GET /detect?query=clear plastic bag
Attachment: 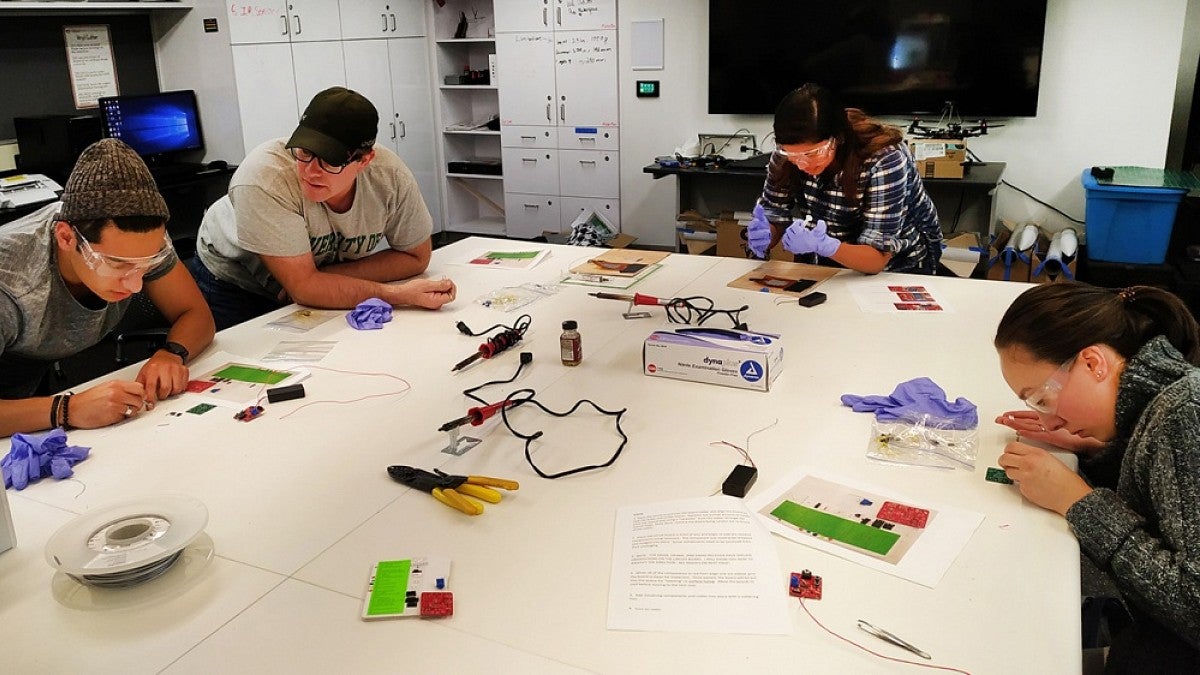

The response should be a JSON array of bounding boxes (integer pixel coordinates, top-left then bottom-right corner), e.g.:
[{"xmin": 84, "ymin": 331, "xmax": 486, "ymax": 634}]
[
  {"xmin": 866, "ymin": 413, "xmax": 978, "ymax": 470},
  {"xmin": 474, "ymin": 282, "xmax": 562, "ymax": 312}
]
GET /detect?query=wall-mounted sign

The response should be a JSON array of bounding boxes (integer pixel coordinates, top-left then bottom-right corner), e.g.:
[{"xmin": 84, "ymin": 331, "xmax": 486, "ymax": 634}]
[{"xmin": 63, "ymin": 25, "xmax": 119, "ymax": 109}]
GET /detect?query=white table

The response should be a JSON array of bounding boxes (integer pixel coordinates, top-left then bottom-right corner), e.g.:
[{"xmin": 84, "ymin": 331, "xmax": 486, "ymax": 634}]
[{"xmin": 1, "ymin": 238, "xmax": 1080, "ymax": 674}]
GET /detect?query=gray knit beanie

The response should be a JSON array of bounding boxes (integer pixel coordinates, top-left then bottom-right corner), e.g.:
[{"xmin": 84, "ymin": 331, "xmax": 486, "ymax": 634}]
[{"xmin": 58, "ymin": 138, "xmax": 170, "ymax": 223}]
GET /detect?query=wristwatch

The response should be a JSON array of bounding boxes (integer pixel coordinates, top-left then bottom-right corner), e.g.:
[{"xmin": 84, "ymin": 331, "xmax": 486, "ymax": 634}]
[{"xmin": 159, "ymin": 341, "xmax": 190, "ymax": 363}]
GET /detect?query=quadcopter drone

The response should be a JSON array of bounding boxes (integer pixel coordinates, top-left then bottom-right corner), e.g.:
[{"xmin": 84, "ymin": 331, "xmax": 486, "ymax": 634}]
[{"xmin": 906, "ymin": 101, "xmax": 1004, "ymax": 140}]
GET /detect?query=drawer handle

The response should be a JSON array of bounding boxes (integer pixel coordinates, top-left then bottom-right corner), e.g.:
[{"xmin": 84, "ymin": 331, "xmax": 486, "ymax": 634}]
[
  {"xmin": 522, "ymin": 157, "xmax": 538, "ymax": 163},
  {"xmin": 524, "ymin": 203, "xmax": 540, "ymax": 209},
  {"xmin": 579, "ymin": 160, "xmax": 597, "ymax": 165},
  {"xmin": 521, "ymin": 135, "xmax": 537, "ymax": 141}
]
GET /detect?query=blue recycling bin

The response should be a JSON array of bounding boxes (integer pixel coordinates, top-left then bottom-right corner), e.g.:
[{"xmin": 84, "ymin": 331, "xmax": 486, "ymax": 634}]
[{"xmin": 1081, "ymin": 170, "xmax": 1188, "ymax": 264}]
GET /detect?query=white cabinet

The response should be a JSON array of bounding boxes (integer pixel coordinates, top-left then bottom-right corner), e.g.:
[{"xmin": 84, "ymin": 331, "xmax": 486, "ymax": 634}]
[
  {"xmin": 494, "ymin": 0, "xmax": 615, "ymax": 33},
  {"xmin": 494, "ymin": 5, "xmax": 618, "ymax": 238},
  {"xmin": 231, "ymin": 41, "xmax": 347, "ymax": 153},
  {"xmin": 344, "ymin": 37, "xmax": 442, "ymax": 229},
  {"xmin": 495, "ymin": 34, "xmax": 554, "ymax": 127},
  {"xmin": 228, "ymin": 0, "xmax": 342, "ymax": 45},
  {"xmin": 339, "ymin": 0, "xmax": 425, "ymax": 40},
  {"xmin": 553, "ymin": 0, "xmax": 617, "ymax": 30}
]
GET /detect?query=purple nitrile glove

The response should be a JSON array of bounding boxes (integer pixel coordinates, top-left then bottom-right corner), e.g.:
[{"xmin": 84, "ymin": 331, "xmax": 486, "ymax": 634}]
[
  {"xmin": 2, "ymin": 428, "xmax": 91, "ymax": 491},
  {"xmin": 346, "ymin": 298, "xmax": 393, "ymax": 330},
  {"xmin": 840, "ymin": 377, "xmax": 978, "ymax": 430},
  {"xmin": 746, "ymin": 204, "xmax": 773, "ymax": 258},
  {"xmin": 781, "ymin": 218, "xmax": 840, "ymax": 257}
]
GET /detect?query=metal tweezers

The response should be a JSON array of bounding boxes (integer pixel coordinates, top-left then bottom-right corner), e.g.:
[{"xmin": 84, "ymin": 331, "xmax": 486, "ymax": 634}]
[{"xmin": 857, "ymin": 620, "xmax": 932, "ymax": 659}]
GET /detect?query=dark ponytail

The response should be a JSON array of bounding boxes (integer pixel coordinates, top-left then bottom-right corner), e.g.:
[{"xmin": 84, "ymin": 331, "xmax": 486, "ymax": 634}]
[{"xmin": 994, "ymin": 281, "xmax": 1200, "ymax": 365}]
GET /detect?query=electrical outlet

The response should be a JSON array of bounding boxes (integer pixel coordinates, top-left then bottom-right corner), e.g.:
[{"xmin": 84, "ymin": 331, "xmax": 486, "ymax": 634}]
[{"xmin": 698, "ymin": 133, "xmax": 756, "ymax": 159}]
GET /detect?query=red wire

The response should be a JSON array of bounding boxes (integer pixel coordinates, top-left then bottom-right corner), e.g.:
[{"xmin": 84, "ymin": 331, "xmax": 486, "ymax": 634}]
[
  {"xmin": 798, "ymin": 597, "xmax": 972, "ymax": 675},
  {"xmin": 277, "ymin": 366, "xmax": 412, "ymax": 420}
]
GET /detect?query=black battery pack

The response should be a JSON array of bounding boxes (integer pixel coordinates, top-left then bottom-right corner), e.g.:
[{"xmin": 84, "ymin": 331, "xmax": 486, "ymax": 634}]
[
  {"xmin": 722, "ymin": 465, "xmax": 758, "ymax": 498},
  {"xmin": 266, "ymin": 383, "xmax": 306, "ymax": 403}
]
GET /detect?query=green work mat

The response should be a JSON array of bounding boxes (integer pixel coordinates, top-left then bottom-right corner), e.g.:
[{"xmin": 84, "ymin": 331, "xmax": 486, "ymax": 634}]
[
  {"xmin": 1099, "ymin": 167, "xmax": 1200, "ymax": 190},
  {"xmin": 769, "ymin": 501, "xmax": 900, "ymax": 555},
  {"xmin": 211, "ymin": 364, "xmax": 291, "ymax": 384}
]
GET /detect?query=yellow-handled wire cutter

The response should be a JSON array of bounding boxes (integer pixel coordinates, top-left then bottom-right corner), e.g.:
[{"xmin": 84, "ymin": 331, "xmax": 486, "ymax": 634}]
[{"xmin": 387, "ymin": 465, "xmax": 519, "ymax": 516}]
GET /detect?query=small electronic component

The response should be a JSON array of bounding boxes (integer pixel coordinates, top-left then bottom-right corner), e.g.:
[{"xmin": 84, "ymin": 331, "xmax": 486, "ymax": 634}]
[
  {"xmin": 233, "ymin": 405, "xmax": 264, "ymax": 422},
  {"xmin": 266, "ymin": 383, "xmax": 306, "ymax": 403},
  {"xmin": 985, "ymin": 467, "xmax": 1014, "ymax": 484},
  {"xmin": 789, "ymin": 570, "xmax": 823, "ymax": 600},
  {"xmin": 722, "ymin": 464, "xmax": 758, "ymax": 498},
  {"xmin": 797, "ymin": 292, "xmax": 827, "ymax": 307},
  {"xmin": 419, "ymin": 591, "xmax": 454, "ymax": 617}
]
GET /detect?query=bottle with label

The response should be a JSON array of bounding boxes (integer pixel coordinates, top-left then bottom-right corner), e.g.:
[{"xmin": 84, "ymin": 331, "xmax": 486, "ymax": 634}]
[{"xmin": 560, "ymin": 320, "xmax": 582, "ymax": 366}]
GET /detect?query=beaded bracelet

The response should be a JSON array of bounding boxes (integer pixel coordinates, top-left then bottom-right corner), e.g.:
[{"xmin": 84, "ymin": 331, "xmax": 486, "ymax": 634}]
[{"xmin": 61, "ymin": 393, "xmax": 73, "ymax": 430}]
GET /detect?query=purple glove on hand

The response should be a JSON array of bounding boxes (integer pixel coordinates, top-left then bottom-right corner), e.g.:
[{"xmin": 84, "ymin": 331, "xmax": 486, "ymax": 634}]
[
  {"xmin": 746, "ymin": 204, "xmax": 773, "ymax": 258},
  {"xmin": 781, "ymin": 218, "xmax": 840, "ymax": 257}
]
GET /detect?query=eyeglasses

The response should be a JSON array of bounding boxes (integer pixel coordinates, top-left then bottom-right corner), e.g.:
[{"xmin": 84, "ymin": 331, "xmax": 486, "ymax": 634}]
[
  {"xmin": 73, "ymin": 227, "xmax": 174, "ymax": 279},
  {"xmin": 289, "ymin": 147, "xmax": 359, "ymax": 174},
  {"xmin": 776, "ymin": 138, "xmax": 837, "ymax": 162},
  {"xmin": 1024, "ymin": 357, "xmax": 1076, "ymax": 414}
]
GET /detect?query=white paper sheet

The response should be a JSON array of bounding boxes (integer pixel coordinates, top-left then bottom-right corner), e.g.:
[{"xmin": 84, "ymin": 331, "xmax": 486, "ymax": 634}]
[
  {"xmin": 746, "ymin": 467, "xmax": 983, "ymax": 588},
  {"xmin": 608, "ymin": 496, "xmax": 791, "ymax": 635},
  {"xmin": 847, "ymin": 280, "xmax": 953, "ymax": 313}
]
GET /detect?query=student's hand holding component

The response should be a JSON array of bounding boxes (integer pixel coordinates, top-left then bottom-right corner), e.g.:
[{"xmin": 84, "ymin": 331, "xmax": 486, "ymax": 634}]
[
  {"xmin": 746, "ymin": 204, "xmax": 774, "ymax": 258},
  {"xmin": 782, "ymin": 218, "xmax": 840, "ymax": 257},
  {"xmin": 387, "ymin": 465, "xmax": 519, "ymax": 516}
]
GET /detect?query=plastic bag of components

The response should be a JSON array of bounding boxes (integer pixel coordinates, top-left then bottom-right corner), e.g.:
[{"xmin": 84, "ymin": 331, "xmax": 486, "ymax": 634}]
[
  {"xmin": 474, "ymin": 282, "xmax": 561, "ymax": 312},
  {"xmin": 866, "ymin": 412, "xmax": 978, "ymax": 470}
]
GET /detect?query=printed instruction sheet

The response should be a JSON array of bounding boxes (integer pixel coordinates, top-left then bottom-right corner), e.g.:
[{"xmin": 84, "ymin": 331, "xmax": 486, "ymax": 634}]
[{"xmin": 608, "ymin": 496, "xmax": 791, "ymax": 635}]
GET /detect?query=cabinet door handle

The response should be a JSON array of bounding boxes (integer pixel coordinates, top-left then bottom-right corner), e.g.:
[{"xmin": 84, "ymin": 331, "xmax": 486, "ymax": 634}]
[
  {"xmin": 543, "ymin": 7, "xmax": 548, "ymax": 26},
  {"xmin": 381, "ymin": 13, "xmax": 388, "ymax": 32},
  {"xmin": 579, "ymin": 160, "xmax": 597, "ymax": 165},
  {"xmin": 559, "ymin": 103, "xmax": 566, "ymax": 122},
  {"xmin": 282, "ymin": 16, "xmax": 289, "ymax": 35},
  {"xmin": 390, "ymin": 13, "xmax": 397, "ymax": 32},
  {"xmin": 524, "ymin": 203, "xmax": 540, "ymax": 209},
  {"xmin": 557, "ymin": 7, "xmax": 562, "ymax": 26},
  {"xmin": 398, "ymin": 120, "xmax": 406, "ymax": 138},
  {"xmin": 580, "ymin": 137, "xmax": 596, "ymax": 143},
  {"xmin": 522, "ymin": 157, "xmax": 538, "ymax": 163},
  {"xmin": 390, "ymin": 122, "xmax": 396, "ymax": 140},
  {"xmin": 545, "ymin": 103, "xmax": 552, "ymax": 122},
  {"xmin": 521, "ymin": 135, "xmax": 537, "ymax": 141},
  {"xmin": 293, "ymin": 15, "xmax": 301, "ymax": 35}
]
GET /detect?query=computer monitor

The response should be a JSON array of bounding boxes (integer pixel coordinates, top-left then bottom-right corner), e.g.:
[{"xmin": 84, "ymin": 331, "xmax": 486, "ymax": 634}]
[{"xmin": 98, "ymin": 90, "xmax": 204, "ymax": 162}]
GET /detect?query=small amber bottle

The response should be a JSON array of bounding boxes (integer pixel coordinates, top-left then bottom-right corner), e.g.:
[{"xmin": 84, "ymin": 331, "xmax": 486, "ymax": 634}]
[{"xmin": 560, "ymin": 320, "xmax": 582, "ymax": 366}]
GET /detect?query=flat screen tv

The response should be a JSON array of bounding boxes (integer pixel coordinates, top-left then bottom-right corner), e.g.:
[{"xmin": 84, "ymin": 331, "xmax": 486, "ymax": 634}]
[
  {"xmin": 98, "ymin": 90, "xmax": 204, "ymax": 161},
  {"xmin": 708, "ymin": 1, "xmax": 1048, "ymax": 118}
]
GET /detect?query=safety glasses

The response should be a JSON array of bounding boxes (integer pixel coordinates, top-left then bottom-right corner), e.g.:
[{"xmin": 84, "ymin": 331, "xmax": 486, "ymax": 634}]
[
  {"xmin": 776, "ymin": 138, "xmax": 836, "ymax": 162},
  {"xmin": 1024, "ymin": 357, "xmax": 1076, "ymax": 414},
  {"xmin": 73, "ymin": 227, "xmax": 174, "ymax": 279},
  {"xmin": 289, "ymin": 147, "xmax": 358, "ymax": 174}
]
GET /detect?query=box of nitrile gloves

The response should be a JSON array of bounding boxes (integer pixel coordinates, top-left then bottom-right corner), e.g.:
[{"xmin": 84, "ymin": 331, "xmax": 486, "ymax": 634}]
[{"xmin": 643, "ymin": 327, "xmax": 783, "ymax": 391}]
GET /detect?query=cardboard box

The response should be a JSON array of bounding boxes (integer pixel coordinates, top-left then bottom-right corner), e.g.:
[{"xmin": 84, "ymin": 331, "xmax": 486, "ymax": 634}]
[
  {"xmin": 910, "ymin": 139, "xmax": 966, "ymax": 180},
  {"xmin": 676, "ymin": 210, "xmax": 718, "ymax": 255},
  {"xmin": 643, "ymin": 327, "xmax": 783, "ymax": 392},
  {"xmin": 939, "ymin": 232, "xmax": 983, "ymax": 278},
  {"xmin": 715, "ymin": 218, "xmax": 792, "ymax": 260}
]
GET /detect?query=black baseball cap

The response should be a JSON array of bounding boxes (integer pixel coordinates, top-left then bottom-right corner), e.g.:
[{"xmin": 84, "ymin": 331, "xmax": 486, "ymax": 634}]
[{"xmin": 285, "ymin": 87, "xmax": 378, "ymax": 165}]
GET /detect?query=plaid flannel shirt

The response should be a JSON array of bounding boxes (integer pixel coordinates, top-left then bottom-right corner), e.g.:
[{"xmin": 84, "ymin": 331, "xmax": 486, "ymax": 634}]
[{"xmin": 758, "ymin": 143, "xmax": 942, "ymax": 274}]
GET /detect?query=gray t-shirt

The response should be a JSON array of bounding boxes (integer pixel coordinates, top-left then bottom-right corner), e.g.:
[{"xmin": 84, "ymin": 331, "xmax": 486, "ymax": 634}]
[
  {"xmin": 0, "ymin": 202, "xmax": 176, "ymax": 363},
  {"xmin": 195, "ymin": 139, "xmax": 433, "ymax": 299}
]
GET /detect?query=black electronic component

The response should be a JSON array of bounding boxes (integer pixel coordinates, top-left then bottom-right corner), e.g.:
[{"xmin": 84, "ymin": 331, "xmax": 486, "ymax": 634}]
[
  {"xmin": 266, "ymin": 383, "xmax": 306, "ymax": 403},
  {"xmin": 1090, "ymin": 166, "xmax": 1114, "ymax": 180},
  {"xmin": 797, "ymin": 292, "xmax": 827, "ymax": 308},
  {"xmin": 721, "ymin": 464, "xmax": 758, "ymax": 498}
]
